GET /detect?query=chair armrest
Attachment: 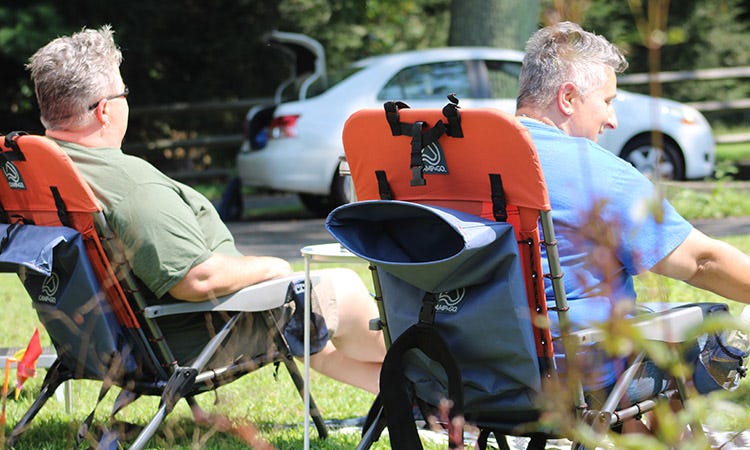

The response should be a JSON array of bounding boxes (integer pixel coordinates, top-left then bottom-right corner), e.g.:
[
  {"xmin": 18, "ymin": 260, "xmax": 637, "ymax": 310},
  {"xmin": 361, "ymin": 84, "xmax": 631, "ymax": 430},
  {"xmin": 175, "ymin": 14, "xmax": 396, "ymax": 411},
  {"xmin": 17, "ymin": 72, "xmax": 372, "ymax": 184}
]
[
  {"xmin": 570, "ymin": 305, "xmax": 705, "ymax": 345},
  {"xmin": 142, "ymin": 275, "xmax": 320, "ymax": 318}
]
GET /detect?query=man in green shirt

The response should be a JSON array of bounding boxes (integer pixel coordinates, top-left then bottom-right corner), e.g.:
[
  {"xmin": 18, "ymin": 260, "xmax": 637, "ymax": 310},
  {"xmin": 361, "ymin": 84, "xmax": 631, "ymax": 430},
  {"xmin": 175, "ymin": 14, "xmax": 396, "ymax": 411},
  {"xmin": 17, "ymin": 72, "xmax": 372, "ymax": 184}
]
[{"xmin": 27, "ymin": 26, "xmax": 385, "ymax": 395}]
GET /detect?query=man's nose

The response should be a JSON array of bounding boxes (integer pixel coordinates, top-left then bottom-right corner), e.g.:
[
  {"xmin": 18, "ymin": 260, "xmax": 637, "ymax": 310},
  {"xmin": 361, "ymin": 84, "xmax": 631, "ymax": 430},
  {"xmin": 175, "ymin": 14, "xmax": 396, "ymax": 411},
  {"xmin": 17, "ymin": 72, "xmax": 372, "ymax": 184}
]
[{"xmin": 606, "ymin": 111, "xmax": 618, "ymax": 130}]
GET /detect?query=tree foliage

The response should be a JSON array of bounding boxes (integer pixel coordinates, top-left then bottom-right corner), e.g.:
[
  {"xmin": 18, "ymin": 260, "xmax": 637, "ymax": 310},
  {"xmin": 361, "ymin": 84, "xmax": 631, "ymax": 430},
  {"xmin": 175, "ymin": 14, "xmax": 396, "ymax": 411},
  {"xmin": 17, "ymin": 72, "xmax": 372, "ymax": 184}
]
[
  {"xmin": 569, "ymin": 0, "xmax": 750, "ymax": 103},
  {"xmin": 1, "ymin": 0, "xmax": 749, "ymax": 161},
  {"xmin": 448, "ymin": 0, "xmax": 540, "ymax": 49}
]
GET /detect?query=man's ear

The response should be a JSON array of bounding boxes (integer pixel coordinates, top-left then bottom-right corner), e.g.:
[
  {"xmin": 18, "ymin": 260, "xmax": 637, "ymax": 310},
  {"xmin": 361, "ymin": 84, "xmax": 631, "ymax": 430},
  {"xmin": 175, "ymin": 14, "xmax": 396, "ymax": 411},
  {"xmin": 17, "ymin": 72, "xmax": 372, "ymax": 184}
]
[
  {"xmin": 92, "ymin": 101, "xmax": 110, "ymax": 126},
  {"xmin": 557, "ymin": 82, "xmax": 577, "ymax": 116}
]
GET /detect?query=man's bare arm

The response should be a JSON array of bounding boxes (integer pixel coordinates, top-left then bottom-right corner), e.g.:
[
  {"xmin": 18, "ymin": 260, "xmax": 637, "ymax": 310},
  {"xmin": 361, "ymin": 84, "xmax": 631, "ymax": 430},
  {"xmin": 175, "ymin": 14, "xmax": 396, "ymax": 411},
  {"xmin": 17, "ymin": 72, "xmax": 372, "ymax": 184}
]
[
  {"xmin": 651, "ymin": 228, "xmax": 750, "ymax": 303},
  {"xmin": 168, "ymin": 253, "xmax": 293, "ymax": 302}
]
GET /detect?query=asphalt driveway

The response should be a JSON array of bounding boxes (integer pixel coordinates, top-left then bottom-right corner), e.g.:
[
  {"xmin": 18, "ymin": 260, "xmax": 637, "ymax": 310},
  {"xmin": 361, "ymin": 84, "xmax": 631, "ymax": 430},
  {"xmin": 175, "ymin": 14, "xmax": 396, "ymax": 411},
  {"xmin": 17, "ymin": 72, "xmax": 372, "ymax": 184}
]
[
  {"xmin": 226, "ymin": 206, "xmax": 750, "ymax": 262},
  {"xmin": 228, "ymin": 218, "xmax": 336, "ymax": 261}
]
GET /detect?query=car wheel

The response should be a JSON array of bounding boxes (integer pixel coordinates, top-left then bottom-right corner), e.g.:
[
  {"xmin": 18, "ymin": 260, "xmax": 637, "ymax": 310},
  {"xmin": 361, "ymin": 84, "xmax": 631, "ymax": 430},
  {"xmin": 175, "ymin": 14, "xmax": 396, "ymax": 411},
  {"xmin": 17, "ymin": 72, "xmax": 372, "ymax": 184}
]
[
  {"xmin": 620, "ymin": 135, "xmax": 685, "ymax": 181},
  {"xmin": 298, "ymin": 172, "xmax": 355, "ymax": 217}
]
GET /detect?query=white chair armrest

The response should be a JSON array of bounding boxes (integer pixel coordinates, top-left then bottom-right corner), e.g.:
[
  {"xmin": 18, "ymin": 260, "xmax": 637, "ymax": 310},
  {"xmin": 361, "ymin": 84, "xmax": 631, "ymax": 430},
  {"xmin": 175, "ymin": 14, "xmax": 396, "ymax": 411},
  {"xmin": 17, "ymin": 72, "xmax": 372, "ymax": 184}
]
[
  {"xmin": 143, "ymin": 275, "xmax": 320, "ymax": 318},
  {"xmin": 571, "ymin": 305, "xmax": 706, "ymax": 345}
]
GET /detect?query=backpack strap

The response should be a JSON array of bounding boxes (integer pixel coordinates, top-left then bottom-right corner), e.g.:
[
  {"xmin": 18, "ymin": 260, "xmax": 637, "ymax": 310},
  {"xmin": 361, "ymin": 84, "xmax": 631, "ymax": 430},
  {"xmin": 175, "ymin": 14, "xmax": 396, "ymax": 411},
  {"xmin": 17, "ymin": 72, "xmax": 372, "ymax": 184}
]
[{"xmin": 379, "ymin": 293, "xmax": 464, "ymax": 450}]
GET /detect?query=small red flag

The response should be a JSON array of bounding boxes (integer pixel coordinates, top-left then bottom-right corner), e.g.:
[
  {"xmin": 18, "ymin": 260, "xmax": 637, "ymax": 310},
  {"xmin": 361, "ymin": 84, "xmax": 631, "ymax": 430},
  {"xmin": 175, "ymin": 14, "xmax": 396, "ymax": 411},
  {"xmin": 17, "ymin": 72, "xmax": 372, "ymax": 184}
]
[{"xmin": 15, "ymin": 328, "xmax": 42, "ymax": 394}]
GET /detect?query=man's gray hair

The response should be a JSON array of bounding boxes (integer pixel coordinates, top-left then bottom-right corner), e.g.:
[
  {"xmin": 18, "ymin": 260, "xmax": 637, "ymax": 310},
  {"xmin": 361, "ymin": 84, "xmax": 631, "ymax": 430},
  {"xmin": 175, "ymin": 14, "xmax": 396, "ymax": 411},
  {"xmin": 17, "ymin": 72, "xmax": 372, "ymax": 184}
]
[
  {"xmin": 517, "ymin": 21, "xmax": 628, "ymax": 110},
  {"xmin": 26, "ymin": 25, "xmax": 123, "ymax": 130}
]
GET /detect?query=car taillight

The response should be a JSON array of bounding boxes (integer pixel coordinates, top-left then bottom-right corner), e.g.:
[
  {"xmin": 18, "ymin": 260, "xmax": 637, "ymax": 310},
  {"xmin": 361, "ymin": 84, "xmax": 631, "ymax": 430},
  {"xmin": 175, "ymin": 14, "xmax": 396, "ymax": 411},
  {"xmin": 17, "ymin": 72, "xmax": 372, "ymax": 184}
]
[{"xmin": 268, "ymin": 115, "xmax": 299, "ymax": 138}]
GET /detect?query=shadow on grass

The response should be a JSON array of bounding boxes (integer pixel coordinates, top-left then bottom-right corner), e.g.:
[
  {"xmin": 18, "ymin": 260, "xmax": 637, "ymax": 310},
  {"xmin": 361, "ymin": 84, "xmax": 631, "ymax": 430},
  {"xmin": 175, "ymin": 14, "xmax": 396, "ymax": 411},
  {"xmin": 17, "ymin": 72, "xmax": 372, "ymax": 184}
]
[{"xmin": 4, "ymin": 413, "xmax": 370, "ymax": 449}]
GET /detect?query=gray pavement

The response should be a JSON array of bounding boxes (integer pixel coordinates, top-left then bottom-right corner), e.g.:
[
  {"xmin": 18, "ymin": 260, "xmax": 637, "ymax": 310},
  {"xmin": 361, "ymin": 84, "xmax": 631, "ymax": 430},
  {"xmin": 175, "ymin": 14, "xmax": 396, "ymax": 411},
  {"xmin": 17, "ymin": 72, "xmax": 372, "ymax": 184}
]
[
  {"xmin": 227, "ymin": 213, "xmax": 750, "ymax": 262},
  {"xmin": 690, "ymin": 216, "xmax": 750, "ymax": 238},
  {"xmin": 228, "ymin": 218, "xmax": 335, "ymax": 261}
]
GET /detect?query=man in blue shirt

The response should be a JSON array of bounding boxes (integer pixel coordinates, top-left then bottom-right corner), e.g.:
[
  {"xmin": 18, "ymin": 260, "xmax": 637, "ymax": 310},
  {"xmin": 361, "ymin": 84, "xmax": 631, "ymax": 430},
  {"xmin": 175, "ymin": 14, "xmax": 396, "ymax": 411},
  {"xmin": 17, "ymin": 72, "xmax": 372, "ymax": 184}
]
[{"xmin": 516, "ymin": 21, "xmax": 750, "ymax": 430}]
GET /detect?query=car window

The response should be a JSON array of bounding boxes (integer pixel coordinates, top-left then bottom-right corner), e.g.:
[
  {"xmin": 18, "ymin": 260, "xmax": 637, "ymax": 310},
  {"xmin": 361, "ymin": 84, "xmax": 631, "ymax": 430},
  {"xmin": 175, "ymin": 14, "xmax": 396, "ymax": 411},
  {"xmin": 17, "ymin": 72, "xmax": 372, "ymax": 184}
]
[
  {"xmin": 306, "ymin": 66, "xmax": 363, "ymax": 98},
  {"xmin": 377, "ymin": 61, "xmax": 472, "ymax": 101},
  {"xmin": 485, "ymin": 60, "xmax": 522, "ymax": 99}
]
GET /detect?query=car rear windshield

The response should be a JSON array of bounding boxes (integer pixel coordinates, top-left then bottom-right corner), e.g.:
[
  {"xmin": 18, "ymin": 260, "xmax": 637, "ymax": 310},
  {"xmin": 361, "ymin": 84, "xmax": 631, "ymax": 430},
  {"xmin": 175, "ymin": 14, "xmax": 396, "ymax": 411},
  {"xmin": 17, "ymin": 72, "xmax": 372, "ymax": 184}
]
[{"xmin": 306, "ymin": 66, "xmax": 364, "ymax": 98}]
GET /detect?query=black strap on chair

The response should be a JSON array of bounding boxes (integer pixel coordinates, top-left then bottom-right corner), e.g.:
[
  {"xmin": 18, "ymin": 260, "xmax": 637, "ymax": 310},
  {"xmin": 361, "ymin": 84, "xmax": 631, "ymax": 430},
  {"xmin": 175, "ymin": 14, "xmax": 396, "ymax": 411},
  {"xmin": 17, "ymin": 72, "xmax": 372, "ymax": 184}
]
[
  {"xmin": 407, "ymin": 122, "xmax": 428, "ymax": 187},
  {"xmin": 382, "ymin": 97, "xmax": 464, "ymax": 187},
  {"xmin": 379, "ymin": 293, "xmax": 464, "ymax": 450},
  {"xmin": 50, "ymin": 186, "xmax": 71, "ymax": 228},
  {"xmin": 0, "ymin": 221, "xmax": 20, "ymax": 253},
  {"xmin": 375, "ymin": 170, "xmax": 393, "ymax": 200},
  {"xmin": 0, "ymin": 202, "xmax": 8, "ymax": 224},
  {"xmin": 2, "ymin": 131, "xmax": 28, "ymax": 162},
  {"xmin": 489, "ymin": 173, "xmax": 508, "ymax": 222},
  {"xmin": 442, "ymin": 94, "xmax": 463, "ymax": 138}
]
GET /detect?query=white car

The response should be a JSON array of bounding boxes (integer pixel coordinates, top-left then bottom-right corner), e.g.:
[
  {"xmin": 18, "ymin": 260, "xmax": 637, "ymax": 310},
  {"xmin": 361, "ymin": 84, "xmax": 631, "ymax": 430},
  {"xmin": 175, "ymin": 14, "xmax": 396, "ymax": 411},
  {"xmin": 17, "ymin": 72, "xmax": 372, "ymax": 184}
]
[{"xmin": 236, "ymin": 32, "xmax": 715, "ymax": 216}]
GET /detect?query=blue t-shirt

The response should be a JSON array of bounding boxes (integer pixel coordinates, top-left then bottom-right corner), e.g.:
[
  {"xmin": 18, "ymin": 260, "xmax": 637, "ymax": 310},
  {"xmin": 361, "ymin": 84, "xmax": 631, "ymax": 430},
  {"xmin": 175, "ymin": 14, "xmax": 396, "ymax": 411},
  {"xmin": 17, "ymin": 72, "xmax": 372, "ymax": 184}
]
[{"xmin": 520, "ymin": 118, "xmax": 693, "ymax": 388}]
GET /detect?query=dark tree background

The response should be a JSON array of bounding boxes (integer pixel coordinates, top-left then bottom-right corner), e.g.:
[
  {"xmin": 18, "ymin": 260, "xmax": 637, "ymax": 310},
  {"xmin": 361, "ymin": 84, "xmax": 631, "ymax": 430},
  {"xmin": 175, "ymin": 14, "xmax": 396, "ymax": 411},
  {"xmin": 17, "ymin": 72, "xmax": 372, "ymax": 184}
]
[
  {"xmin": 1, "ymin": 0, "xmax": 748, "ymax": 172},
  {"xmin": 449, "ymin": 0, "xmax": 540, "ymax": 49}
]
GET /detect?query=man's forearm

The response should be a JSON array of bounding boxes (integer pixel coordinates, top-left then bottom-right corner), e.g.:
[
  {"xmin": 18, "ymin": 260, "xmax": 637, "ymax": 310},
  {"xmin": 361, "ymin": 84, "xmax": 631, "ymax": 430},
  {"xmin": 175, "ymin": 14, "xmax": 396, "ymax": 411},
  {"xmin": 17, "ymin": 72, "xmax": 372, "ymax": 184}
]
[{"xmin": 168, "ymin": 254, "xmax": 293, "ymax": 302}]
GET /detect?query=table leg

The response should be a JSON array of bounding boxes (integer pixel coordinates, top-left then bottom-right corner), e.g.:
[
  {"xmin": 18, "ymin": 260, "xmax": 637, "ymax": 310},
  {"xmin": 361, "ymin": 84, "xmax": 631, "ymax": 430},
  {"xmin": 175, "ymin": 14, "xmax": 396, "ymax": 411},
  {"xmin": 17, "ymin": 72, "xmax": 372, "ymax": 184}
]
[{"xmin": 303, "ymin": 255, "xmax": 311, "ymax": 450}]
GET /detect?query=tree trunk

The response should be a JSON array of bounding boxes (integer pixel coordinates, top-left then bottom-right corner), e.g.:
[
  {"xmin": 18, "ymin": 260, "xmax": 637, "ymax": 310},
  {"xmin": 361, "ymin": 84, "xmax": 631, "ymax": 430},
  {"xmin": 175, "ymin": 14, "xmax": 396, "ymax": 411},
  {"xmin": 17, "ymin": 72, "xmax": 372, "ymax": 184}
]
[{"xmin": 448, "ymin": 0, "xmax": 540, "ymax": 50}]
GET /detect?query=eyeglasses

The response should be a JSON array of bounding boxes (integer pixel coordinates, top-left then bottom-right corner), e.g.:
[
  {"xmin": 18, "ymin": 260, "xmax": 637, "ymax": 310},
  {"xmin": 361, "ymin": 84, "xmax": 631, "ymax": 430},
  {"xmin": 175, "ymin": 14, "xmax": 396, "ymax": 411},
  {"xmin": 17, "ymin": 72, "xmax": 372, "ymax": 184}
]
[{"xmin": 88, "ymin": 85, "xmax": 129, "ymax": 110}]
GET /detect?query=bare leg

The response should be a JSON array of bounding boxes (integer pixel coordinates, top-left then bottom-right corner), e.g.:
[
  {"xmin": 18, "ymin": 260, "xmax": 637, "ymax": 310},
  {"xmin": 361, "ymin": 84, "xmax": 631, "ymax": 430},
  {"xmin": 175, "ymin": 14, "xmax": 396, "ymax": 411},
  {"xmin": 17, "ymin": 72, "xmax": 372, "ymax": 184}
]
[
  {"xmin": 304, "ymin": 268, "xmax": 385, "ymax": 393},
  {"xmin": 311, "ymin": 268, "xmax": 386, "ymax": 362},
  {"xmin": 306, "ymin": 342, "xmax": 382, "ymax": 393}
]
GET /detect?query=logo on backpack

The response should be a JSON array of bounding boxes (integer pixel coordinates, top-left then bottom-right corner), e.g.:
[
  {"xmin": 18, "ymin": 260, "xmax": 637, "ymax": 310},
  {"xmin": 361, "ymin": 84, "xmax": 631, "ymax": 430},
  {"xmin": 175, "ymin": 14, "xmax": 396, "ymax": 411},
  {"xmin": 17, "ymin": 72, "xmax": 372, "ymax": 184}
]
[
  {"xmin": 421, "ymin": 142, "xmax": 449, "ymax": 174},
  {"xmin": 2, "ymin": 161, "xmax": 26, "ymax": 190},
  {"xmin": 38, "ymin": 273, "xmax": 59, "ymax": 304},
  {"xmin": 435, "ymin": 288, "xmax": 465, "ymax": 313}
]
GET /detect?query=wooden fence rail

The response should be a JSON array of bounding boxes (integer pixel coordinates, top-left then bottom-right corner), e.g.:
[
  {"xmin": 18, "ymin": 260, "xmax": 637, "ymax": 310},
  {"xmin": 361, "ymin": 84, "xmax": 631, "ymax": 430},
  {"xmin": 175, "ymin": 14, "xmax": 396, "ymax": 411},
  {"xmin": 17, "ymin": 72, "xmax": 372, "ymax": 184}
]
[{"xmin": 618, "ymin": 66, "xmax": 750, "ymax": 145}]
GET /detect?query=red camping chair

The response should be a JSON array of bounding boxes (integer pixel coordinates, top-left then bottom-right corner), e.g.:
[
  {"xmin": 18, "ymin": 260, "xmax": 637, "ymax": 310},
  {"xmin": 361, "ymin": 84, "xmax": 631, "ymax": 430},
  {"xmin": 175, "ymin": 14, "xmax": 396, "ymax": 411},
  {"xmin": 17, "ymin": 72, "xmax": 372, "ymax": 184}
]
[
  {"xmin": 329, "ymin": 101, "xmax": 719, "ymax": 449},
  {"xmin": 0, "ymin": 131, "xmax": 328, "ymax": 448}
]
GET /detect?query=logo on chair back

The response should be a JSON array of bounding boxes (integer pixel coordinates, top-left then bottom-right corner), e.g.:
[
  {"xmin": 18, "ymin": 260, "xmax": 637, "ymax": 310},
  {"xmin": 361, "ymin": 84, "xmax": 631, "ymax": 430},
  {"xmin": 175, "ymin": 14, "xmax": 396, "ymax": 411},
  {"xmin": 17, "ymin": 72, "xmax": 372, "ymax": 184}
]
[
  {"xmin": 435, "ymin": 288, "xmax": 465, "ymax": 314},
  {"xmin": 421, "ymin": 142, "xmax": 449, "ymax": 174},
  {"xmin": 38, "ymin": 273, "xmax": 59, "ymax": 305},
  {"xmin": 2, "ymin": 161, "xmax": 26, "ymax": 190}
]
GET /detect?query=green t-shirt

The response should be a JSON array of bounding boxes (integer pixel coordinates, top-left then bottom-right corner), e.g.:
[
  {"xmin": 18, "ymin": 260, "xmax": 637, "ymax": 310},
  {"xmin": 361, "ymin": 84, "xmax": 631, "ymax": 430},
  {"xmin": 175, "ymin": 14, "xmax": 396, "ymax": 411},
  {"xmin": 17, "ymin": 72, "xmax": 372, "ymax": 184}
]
[{"xmin": 57, "ymin": 140, "xmax": 241, "ymax": 298}]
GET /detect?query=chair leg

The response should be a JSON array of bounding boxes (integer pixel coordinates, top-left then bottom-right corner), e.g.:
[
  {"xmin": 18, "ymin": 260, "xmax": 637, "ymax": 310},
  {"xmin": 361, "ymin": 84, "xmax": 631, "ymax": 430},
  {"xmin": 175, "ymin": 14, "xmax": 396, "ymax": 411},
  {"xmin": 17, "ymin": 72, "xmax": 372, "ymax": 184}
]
[
  {"xmin": 283, "ymin": 356, "xmax": 328, "ymax": 439},
  {"xmin": 478, "ymin": 430, "xmax": 512, "ymax": 450},
  {"xmin": 131, "ymin": 314, "xmax": 241, "ymax": 450},
  {"xmin": 8, "ymin": 360, "xmax": 71, "ymax": 447},
  {"xmin": 356, "ymin": 397, "xmax": 387, "ymax": 450},
  {"xmin": 673, "ymin": 373, "xmax": 707, "ymax": 443},
  {"xmin": 526, "ymin": 434, "xmax": 548, "ymax": 450}
]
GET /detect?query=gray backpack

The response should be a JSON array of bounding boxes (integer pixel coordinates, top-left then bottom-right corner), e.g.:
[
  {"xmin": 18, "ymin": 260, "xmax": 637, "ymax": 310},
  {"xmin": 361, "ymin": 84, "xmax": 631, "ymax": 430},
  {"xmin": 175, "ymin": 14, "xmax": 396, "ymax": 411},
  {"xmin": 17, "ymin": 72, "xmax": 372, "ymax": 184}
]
[{"xmin": 327, "ymin": 200, "xmax": 543, "ymax": 445}]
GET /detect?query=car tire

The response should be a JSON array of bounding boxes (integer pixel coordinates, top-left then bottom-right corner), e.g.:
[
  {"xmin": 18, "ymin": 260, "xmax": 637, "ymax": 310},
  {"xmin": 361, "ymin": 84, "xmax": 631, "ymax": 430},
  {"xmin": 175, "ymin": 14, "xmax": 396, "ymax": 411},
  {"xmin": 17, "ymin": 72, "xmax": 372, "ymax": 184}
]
[
  {"xmin": 620, "ymin": 135, "xmax": 685, "ymax": 181},
  {"xmin": 298, "ymin": 172, "xmax": 355, "ymax": 217}
]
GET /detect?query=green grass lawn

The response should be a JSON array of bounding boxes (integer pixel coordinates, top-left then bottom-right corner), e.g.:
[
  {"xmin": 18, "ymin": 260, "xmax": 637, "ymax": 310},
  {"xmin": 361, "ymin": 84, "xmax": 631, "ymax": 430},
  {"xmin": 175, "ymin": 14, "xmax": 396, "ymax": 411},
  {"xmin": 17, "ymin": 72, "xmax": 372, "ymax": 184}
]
[
  {"xmin": 4, "ymin": 250, "xmax": 750, "ymax": 448},
  {"xmin": 0, "ymin": 262, "xmax": 412, "ymax": 449},
  {"xmin": 715, "ymin": 140, "xmax": 750, "ymax": 164}
]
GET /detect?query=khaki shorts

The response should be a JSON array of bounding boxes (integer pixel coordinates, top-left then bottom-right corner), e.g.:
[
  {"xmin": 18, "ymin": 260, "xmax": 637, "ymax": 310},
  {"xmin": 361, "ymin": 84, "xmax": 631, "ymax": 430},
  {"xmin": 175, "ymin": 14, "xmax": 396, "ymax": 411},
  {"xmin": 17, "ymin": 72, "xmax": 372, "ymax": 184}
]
[
  {"xmin": 158, "ymin": 268, "xmax": 346, "ymax": 364},
  {"xmin": 281, "ymin": 269, "xmax": 345, "ymax": 356},
  {"xmin": 305, "ymin": 269, "xmax": 341, "ymax": 337}
]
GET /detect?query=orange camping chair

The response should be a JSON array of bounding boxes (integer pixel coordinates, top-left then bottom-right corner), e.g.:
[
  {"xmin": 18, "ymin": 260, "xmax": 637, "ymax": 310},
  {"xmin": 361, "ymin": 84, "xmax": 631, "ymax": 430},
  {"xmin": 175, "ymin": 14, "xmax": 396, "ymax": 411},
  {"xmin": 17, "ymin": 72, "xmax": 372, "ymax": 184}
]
[
  {"xmin": 0, "ymin": 131, "xmax": 327, "ymax": 448},
  {"xmin": 326, "ymin": 101, "xmax": 716, "ymax": 449}
]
